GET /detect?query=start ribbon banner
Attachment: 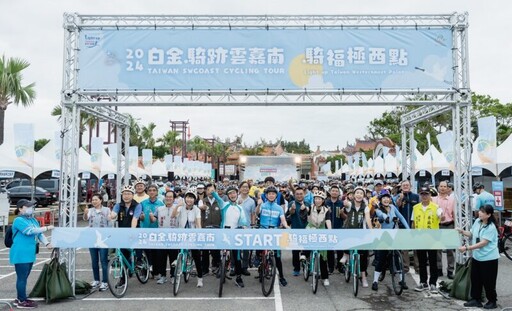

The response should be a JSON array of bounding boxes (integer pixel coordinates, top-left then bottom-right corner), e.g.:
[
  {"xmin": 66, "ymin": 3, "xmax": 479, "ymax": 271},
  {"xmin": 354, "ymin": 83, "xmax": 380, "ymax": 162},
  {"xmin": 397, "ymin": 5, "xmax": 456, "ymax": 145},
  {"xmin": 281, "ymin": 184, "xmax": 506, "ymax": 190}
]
[
  {"xmin": 78, "ymin": 28, "xmax": 453, "ymax": 91},
  {"xmin": 52, "ymin": 228, "xmax": 459, "ymax": 251}
]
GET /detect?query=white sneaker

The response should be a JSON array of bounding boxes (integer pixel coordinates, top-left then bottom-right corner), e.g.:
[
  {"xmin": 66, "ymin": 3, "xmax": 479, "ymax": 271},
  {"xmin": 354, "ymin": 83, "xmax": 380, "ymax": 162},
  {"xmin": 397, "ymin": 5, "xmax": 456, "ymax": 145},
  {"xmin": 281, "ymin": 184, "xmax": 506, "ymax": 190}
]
[
  {"xmin": 323, "ymin": 279, "xmax": 330, "ymax": 286},
  {"xmin": 299, "ymin": 255, "xmax": 306, "ymax": 261},
  {"xmin": 339, "ymin": 254, "xmax": 348, "ymax": 265},
  {"xmin": 362, "ymin": 278, "xmax": 369, "ymax": 288},
  {"xmin": 171, "ymin": 260, "xmax": 177, "ymax": 267},
  {"xmin": 90, "ymin": 280, "xmax": 100, "ymax": 288},
  {"xmin": 99, "ymin": 282, "xmax": 108, "ymax": 291},
  {"xmin": 156, "ymin": 276, "xmax": 167, "ymax": 284},
  {"xmin": 197, "ymin": 278, "xmax": 203, "ymax": 288}
]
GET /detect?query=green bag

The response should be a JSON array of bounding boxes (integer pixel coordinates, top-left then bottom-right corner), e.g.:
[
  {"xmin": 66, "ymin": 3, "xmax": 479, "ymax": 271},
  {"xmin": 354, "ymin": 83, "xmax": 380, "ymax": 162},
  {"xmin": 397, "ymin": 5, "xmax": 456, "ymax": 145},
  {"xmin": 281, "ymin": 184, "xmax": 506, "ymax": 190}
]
[
  {"xmin": 29, "ymin": 259, "xmax": 51, "ymax": 298},
  {"xmin": 74, "ymin": 279, "xmax": 92, "ymax": 295},
  {"xmin": 45, "ymin": 259, "xmax": 74, "ymax": 303},
  {"xmin": 450, "ymin": 259, "xmax": 472, "ymax": 301}
]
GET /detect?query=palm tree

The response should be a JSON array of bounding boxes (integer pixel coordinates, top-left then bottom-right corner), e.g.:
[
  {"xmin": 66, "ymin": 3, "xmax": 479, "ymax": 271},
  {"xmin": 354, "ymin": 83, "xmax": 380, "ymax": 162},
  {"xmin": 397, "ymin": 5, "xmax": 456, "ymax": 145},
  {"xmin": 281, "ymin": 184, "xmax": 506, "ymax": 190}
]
[
  {"xmin": 0, "ymin": 55, "xmax": 36, "ymax": 145},
  {"xmin": 188, "ymin": 136, "xmax": 206, "ymax": 161},
  {"xmin": 157, "ymin": 130, "xmax": 181, "ymax": 156},
  {"xmin": 211, "ymin": 140, "xmax": 229, "ymax": 177},
  {"xmin": 124, "ymin": 113, "xmax": 141, "ymax": 147},
  {"xmin": 140, "ymin": 122, "xmax": 157, "ymax": 149}
]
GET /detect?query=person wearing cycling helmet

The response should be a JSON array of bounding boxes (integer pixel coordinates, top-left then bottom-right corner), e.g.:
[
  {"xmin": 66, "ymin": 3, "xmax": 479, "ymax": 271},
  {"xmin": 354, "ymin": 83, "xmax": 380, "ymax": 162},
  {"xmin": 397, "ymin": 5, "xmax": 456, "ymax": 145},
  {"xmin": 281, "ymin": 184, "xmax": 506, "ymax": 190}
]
[
  {"xmin": 255, "ymin": 186, "xmax": 290, "ymax": 287},
  {"xmin": 211, "ymin": 185, "xmax": 249, "ymax": 288},
  {"xmin": 340, "ymin": 186, "xmax": 370, "ymax": 287},
  {"xmin": 303, "ymin": 190, "xmax": 332, "ymax": 286},
  {"xmin": 110, "ymin": 185, "xmax": 143, "ymax": 288},
  {"xmin": 133, "ymin": 179, "xmax": 149, "ymax": 203},
  {"xmin": 371, "ymin": 189, "xmax": 409, "ymax": 292},
  {"xmin": 172, "ymin": 188, "xmax": 204, "ymax": 287},
  {"xmin": 259, "ymin": 177, "xmax": 286, "ymax": 212}
]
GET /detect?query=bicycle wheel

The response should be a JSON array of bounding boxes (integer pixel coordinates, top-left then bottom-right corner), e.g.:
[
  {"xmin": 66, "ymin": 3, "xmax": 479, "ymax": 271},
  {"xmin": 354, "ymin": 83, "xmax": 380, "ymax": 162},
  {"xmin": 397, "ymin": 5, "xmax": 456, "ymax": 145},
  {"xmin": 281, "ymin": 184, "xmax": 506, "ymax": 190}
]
[
  {"xmin": 503, "ymin": 233, "xmax": 512, "ymax": 261},
  {"xmin": 391, "ymin": 251, "xmax": 404, "ymax": 296},
  {"xmin": 261, "ymin": 252, "xmax": 276, "ymax": 297},
  {"xmin": 135, "ymin": 251, "xmax": 150, "ymax": 284},
  {"xmin": 353, "ymin": 254, "xmax": 360, "ymax": 297},
  {"xmin": 173, "ymin": 253, "xmax": 184, "ymax": 296},
  {"xmin": 218, "ymin": 253, "xmax": 226, "ymax": 297},
  {"xmin": 107, "ymin": 257, "xmax": 128, "ymax": 298},
  {"xmin": 184, "ymin": 253, "xmax": 192, "ymax": 283},
  {"xmin": 312, "ymin": 252, "xmax": 320, "ymax": 294},
  {"xmin": 344, "ymin": 256, "xmax": 350, "ymax": 283},
  {"xmin": 302, "ymin": 258, "xmax": 310, "ymax": 282}
]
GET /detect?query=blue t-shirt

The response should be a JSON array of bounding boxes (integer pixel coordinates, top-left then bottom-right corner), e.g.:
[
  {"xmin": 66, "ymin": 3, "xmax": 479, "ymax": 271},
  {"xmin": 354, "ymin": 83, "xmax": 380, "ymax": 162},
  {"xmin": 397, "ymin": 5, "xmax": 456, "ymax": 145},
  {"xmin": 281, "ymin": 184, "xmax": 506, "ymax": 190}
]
[
  {"xmin": 475, "ymin": 191, "xmax": 495, "ymax": 210},
  {"xmin": 259, "ymin": 201, "xmax": 284, "ymax": 229},
  {"xmin": 10, "ymin": 216, "xmax": 48, "ymax": 265},
  {"xmin": 470, "ymin": 219, "xmax": 499, "ymax": 261},
  {"xmin": 140, "ymin": 197, "xmax": 164, "ymax": 228}
]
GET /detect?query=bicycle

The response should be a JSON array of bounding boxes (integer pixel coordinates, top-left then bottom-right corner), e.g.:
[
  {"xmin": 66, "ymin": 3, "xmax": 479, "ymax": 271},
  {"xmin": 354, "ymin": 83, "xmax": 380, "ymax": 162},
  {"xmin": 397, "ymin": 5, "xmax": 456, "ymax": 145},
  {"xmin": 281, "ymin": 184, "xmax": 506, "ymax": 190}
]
[
  {"xmin": 344, "ymin": 249, "xmax": 361, "ymax": 296},
  {"xmin": 259, "ymin": 248, "xmax": 277, "ymax": 296},
  {"xmin": 218, "ymin": 248, "xmax": 232, "ymax": 297},
  {"xmin": 107, "ymin": 248, "xmax": 150, "ymax": 298},
  {"xmin": 498, "ymin": 218, "xmax": 512, "ymax": 261},
  {"xmin": 173, "ymin": 249, "xmax": 195, "ymax": 296},
  {"xmin": 300, "ymin": 250, "xmax": 320, "ymax": 294},
  {"xmin": 375, "ymin": 217, "xmax": 405, "ymax": 296}
]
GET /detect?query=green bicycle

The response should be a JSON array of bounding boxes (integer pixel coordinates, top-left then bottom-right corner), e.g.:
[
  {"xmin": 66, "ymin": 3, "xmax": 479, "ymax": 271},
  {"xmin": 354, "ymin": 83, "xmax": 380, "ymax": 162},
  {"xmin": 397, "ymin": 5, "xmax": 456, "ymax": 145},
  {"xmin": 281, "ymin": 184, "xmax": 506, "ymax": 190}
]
[
  {"xmin": 107, "ymin": 248, "xmax": 150, "ymax": 298},
  {"xmin": 173, "ymin": 249, "xmax": 195, "ymax": 296},
  {"xmin": 344, "ymin": 250, "xmax": 360, "ymax": 296},
  {"xmin": 301, "ymin": 250, "xmax": 321, "ymax": 294}
]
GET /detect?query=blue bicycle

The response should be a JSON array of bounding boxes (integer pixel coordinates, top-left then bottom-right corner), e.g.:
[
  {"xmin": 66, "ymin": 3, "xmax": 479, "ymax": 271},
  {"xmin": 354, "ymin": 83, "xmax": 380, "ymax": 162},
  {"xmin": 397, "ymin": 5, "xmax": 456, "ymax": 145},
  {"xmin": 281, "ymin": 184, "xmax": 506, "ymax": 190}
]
[
  {"xmin": 173, "ymin": 249, "xmax": 195, "ymax": 296},
  {"xmin": 301, "ymin": 250, "xmax": 320, "ymax": 294},
  {"xmin": 344, "ymin": 250, "xmax": 361, "ymax": 296},
  {"xmin": 107, "ymin": 248, "xmax": 150, "ymax": 298}
]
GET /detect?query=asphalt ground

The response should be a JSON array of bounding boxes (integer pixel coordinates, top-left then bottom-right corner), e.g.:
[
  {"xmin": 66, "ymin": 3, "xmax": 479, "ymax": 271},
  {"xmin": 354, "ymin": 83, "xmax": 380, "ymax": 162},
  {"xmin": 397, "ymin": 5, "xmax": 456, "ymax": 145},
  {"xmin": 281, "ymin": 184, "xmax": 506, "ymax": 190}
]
[{"xmin": 1, "ymin": 225, "xmax": 512, "ymax": 311}]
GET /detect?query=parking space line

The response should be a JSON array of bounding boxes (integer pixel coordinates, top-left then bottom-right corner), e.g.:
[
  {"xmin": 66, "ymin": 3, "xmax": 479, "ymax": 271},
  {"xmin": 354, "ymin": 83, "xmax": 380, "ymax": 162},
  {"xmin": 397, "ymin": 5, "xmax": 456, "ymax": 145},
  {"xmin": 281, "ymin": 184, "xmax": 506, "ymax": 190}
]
[
  {"xmin": 82, "ymin": 297, "xmax": 274, "ymax": 301},
  {"xmin": 0, "ymin": 257, "xmax": 51, "ymax": 280},
  {"xmin": 273, "ymin": 275, "xmax": 283, "ymax": 311}
]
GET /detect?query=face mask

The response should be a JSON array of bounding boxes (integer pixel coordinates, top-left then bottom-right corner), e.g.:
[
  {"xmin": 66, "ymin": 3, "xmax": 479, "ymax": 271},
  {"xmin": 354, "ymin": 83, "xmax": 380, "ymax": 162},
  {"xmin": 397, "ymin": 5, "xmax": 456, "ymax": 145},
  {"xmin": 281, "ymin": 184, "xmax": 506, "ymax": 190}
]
[{"xmin": 25, "ymin": 207, "xmax": 34, "ymax": 216}]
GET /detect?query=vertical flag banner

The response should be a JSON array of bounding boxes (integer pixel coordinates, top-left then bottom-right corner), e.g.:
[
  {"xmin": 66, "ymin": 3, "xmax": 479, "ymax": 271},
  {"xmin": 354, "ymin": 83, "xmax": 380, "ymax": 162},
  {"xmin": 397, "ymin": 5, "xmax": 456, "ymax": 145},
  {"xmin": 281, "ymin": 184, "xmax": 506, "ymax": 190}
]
[
  {"xmin": 164, "ymin": 155, "xmax": 173, "ymax": 171},
  {"xmin": 108, "ymin": 143, "xmax": 117, "ymax": 165},
  {"xmin": 13, "ymin": 123, "xmax": 35, "ymax": 168},
  {"xmin": 437, "ymin": 131, "xmax": 454, "ymax": 170},
  {"xmin": 476, "ymin": 116, "xmax": 497, "ymax": 165},
  {"xmin": 142, "ymin": 149, "xmax": 153, "ymax": 175},
  {"xmin": 335, "ymin": 160, "xmax": 339, "ymax": 173},
  {"xmin": 53, "ymin": 131, "xmax": 62, "ymax": 161},
  {"xmin": 426, "ymin": 133, "xmax": 435, "ymax": 184},
  {"xmin": 90, "ymin": 137, "xmax": 104, "ymax": 175},
  {"xmin": 347, "ymin": 155, "xmax": 353, "ymax": 171},
  {"xmin": 129, "ymin": 146, "xmax": 138, "ymax": 167}
]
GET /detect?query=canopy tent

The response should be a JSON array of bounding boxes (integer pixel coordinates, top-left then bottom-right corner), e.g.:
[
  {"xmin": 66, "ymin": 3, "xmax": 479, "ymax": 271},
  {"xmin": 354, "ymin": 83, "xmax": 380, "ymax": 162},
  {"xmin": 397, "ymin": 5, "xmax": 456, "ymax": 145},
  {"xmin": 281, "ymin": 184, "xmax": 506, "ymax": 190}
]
[{"xmin": 151, "ymin": 159, "xmax": 167, "ymax": 177}]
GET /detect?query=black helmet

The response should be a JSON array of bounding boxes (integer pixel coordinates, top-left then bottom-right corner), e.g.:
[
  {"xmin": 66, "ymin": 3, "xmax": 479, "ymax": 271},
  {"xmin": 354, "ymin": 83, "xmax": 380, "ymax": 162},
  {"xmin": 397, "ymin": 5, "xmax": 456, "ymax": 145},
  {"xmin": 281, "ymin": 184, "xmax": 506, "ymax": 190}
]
[
  {"xmin": 473, "ymin": 182, "xmax": 483, "ymax": 191},
  {"xmin": 226, "ymin": 186, "xmax": 238, "ymax": 196},
  {"xmin": 264, "ymin": 186, "xmax": 278, "ymax": 195}
]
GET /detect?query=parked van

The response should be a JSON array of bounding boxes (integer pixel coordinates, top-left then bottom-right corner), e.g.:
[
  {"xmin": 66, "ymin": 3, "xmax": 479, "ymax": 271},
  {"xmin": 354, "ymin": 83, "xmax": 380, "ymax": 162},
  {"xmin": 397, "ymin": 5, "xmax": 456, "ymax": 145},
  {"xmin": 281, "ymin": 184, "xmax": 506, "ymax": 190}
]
[{"xmin": 35, "ymin": 179, "xmax": 60, "ymax": 200}]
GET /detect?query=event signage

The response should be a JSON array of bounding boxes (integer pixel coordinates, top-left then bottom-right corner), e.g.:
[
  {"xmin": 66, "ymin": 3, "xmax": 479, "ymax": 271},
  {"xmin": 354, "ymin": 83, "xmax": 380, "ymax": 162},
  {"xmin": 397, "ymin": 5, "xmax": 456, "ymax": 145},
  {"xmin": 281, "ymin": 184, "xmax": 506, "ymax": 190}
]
[
  {"xmin": 52, "ymin": 228, "xmax": 459, "ymax": 251},
  {"xmin": 82, "ymin": 172, "xmax": 91, "ymax": 179},
  {"xmin": 78, "ymin": 28, "xmax": 453, "ymax": 91},
  {"xmin": 492, "ymin": 181, "xmax": 504, "ymax": 211},
  {"xmin": 0, "ymin": 171, "xmax": 15, "ymax": 179},
  {"xmin": 471, "ymin": 167, "xmax": 483, "ymax": 176}
]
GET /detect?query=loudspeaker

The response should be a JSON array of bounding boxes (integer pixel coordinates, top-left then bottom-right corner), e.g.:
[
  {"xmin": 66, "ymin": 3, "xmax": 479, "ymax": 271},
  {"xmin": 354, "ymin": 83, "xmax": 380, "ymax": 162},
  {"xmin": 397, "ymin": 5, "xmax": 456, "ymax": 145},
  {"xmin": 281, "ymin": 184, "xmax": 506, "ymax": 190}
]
[{"xmin": 168, "ymin": 171, "xmax": 175, "ymax": 181}]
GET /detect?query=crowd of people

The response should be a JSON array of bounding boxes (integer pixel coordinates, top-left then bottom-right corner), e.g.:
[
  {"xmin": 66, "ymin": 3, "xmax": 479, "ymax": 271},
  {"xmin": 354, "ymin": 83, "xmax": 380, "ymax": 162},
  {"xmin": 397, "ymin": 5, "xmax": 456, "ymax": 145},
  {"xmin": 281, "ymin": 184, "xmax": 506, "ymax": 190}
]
[{"xmin": 9, "ymin": 176, "xmax": 501, "ymax": 309}]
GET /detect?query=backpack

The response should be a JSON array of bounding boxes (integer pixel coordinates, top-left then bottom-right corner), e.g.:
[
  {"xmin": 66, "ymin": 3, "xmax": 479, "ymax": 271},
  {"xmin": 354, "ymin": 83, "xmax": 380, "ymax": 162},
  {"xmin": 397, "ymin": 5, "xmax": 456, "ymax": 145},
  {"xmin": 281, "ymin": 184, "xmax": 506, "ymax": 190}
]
[{"xmin": 4, "ymin": 225, "xmax": 18, "ymax": 248}]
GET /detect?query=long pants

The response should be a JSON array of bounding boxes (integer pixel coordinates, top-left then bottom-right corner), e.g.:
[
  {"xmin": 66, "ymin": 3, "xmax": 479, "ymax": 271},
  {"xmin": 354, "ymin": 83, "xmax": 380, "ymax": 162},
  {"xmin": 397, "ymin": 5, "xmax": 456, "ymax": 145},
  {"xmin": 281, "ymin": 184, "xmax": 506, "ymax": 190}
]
[
  {"xmin": 344, "ymin": 250, "xmax": 369, "ymax": 276},
  {"xmin": 15, "ymin": 263, "xmax": 33, "ymax": 302},
  {"xmin": 417, "ymin": 249, "xmax": 438, "ymax": 285},
  {"xmin": 402, "ymin": 250, "xmax": 419, "ymax": 273},
  {"xmin": 89, "ymin": 248, "xmax": 109, "ymax": 282},
  {"xmin": 190, "ymin": 250, "xmax": 203, "ymax": 278},
  {"xmin": 471, "ymin": 258, "xmax": 498, "ymax": 303},
  {"xmin": 201, "ymin": 249, "xmax": 220, "ymax": 272},
  {"xmin": 145, "ymin": 249, "xmax": 157, "ymax": 276},
  {"xmin": 327, "ymin": 250, "xmax": 344, "ymax": 272},
  {"xmin": 437, "ymin": 223, "xmax": 455, "ymax": 275},
  {"xmin": 230, "ymin": 249, "xmax": 250, "ymax": 271},
  {"xmin": 230, "ymin": 250, "xmax": 243, "ymax": 276},
  {"xmin": 292, "ymin": 250, "xmax": 302, "ymax": 272},
  {"xmin": 156, "ymin": 249, "xmax": 179, "ymax": 278},
  {"xmin": 301, "ymin": 251, "xmax": 328, "ymax": 280}
]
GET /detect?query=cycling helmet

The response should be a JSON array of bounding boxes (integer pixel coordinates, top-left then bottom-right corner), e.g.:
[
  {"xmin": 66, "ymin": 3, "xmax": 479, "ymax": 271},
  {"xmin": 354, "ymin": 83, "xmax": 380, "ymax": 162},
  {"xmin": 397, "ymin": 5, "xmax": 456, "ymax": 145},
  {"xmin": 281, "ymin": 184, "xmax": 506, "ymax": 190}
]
[
  {"xmin": 133, "ymin": 178, "xmax": 146, "ymax": 187},
  {"xmin": 184, "ymin": 187, "xmax": 197, "ymax": 200},
  {"xmin": 472, "ymin": 182, "xmax": 484, "ymax": 191},
  {"xmin": 313, "ymin": 190, "xmax": 327, "ymax": 200},
  {"xmin": 378, "ymin": 189, "xmax": 391, "ymax": 200},
  {"xmin": 353, "ymin": 186, "xmax": 365, "ymax": 194},
  {"xmin": 264, "ymin": 186, "xmax": 278, "ymax": 194},
  {"xmin": 226, "ymin": 186, "xmax": 238, "ymax": 196},
  {"xmin": 121, "ymin": 185, "xmax": 135, "ymax": 194},
  {"xmin": 264, "ymin": 176, "xmax": 275, "ymax": 184}
]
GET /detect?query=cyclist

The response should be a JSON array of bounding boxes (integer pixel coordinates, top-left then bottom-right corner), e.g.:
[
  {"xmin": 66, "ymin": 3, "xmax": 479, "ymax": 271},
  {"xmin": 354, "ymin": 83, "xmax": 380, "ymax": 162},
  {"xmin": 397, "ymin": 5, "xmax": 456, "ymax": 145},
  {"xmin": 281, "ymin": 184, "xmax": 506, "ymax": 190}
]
[
  {"xmin": 255, "ymin": 186, "xmax": 290, "ymax": 287},
  {"xmin": 200, "ymin": 183, "xmax": 222, "ymax": 276},
  {"xmin": 110, "ymin": 185, "xmax": 143, "ymax": 288},
  {"xmin": 133, "ymin": 179, "xmax": 149, "ymax": 203},
  {"xmin": 140, "ymin": 184, "xmax": 164, "ymax": 279},
  {"xmin": 172, "ymin": 188, "xmax": 204, "ymax": 287},
  {"xmin": 340, "ymin": 186, "xmax": 370, "ymax": 287},
  {"xmin": 211, "ymin": 185, "xmax": 249, "ymax": 288},
  {"xmin": 154, "ymin": 190, "xmax": 179, "ymax": 285},
  {"xmin": 238, "ymin": 181, "xmax": 256, "ymax": 276},
  {"xmin": 325, "ymin": 184, "xmax": 344, "ymax": 274},
  {"xmin": 304, "ymin": 190, "xmax": 332, "ymax": 286},
  {"xmin": 287, "ymin": 185, "xmax": 310, "ymax": 276},
  {"xmin": 371, "ymin": 189, "xmax": 409, "ymax": 291}
]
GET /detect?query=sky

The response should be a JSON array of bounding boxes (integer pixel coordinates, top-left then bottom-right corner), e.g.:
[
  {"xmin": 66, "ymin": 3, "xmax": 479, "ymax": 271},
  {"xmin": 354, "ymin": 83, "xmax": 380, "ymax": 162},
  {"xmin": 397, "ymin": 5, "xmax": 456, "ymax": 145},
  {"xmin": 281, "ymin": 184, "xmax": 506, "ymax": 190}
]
[{"xmin": 1, "ymin": 0, "xmax": 510, "ymax": 151}]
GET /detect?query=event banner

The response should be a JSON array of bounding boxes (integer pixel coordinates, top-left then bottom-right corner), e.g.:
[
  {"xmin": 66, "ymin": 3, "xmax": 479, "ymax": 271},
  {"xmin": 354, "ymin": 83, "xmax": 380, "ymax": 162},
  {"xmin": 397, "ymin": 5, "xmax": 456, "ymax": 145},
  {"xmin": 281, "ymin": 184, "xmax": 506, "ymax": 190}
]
[
  {"xmin": 52, "ymin": 228, "xmax": 459, "ymax": 251},
  {"xmin": 90, "ymin": 137, "xmax": 103, "ymax": 174},
  {"xmin": 13, "ymin": 123, "xmax": 35, "ymax": 168},
  {"xmin": 78, "ymin": 28, "xmax": 453, "ymax": 91}
]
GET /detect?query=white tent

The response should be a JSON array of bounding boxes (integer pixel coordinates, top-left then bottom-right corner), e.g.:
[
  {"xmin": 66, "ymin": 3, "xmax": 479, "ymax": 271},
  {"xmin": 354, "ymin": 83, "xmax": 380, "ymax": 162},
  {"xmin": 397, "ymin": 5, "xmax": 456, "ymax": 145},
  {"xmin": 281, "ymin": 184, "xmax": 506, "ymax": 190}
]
[
  {"xmin": 151, "ymin": 159, "xmax": 167, "ymax": 177},
  {"xmin": 497, "ymin": 134, "xmax": 512, "ymax": 176}
]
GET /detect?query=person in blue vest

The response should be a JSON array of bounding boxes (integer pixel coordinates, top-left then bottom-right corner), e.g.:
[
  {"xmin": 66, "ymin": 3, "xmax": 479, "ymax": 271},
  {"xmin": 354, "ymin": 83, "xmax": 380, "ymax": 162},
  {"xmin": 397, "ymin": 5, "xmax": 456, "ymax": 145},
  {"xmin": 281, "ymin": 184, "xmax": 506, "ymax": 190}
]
[
  {"xmin": 259, "ymin": 177, "xmax": 286, "ymax": 212},
  {"xmin": 140, "ymin": 184, "xmax": 164, "ymax": 279},
  {"xmin": 10, "ymin": 199, "xmax": 54, "ymax": 309},
  {"xmin": 325, "ymin": 184, "xmax": 344, "ymax": 274}
]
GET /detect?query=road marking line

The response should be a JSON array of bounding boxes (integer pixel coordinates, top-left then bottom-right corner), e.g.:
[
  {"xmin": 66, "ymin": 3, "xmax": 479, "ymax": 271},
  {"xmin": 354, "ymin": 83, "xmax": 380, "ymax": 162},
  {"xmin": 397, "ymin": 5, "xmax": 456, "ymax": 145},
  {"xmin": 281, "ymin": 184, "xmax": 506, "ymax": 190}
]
[
  {"xmin": 0, "ymin": 257, "xmax": 51, "ymax": 280},
  {"xmin": 274, "ymin": 273, "xmax": 283, "ymax": 311},
  {"xmin": 81, "ymin": 297, "xmax": 274, "ymax": 301}
]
